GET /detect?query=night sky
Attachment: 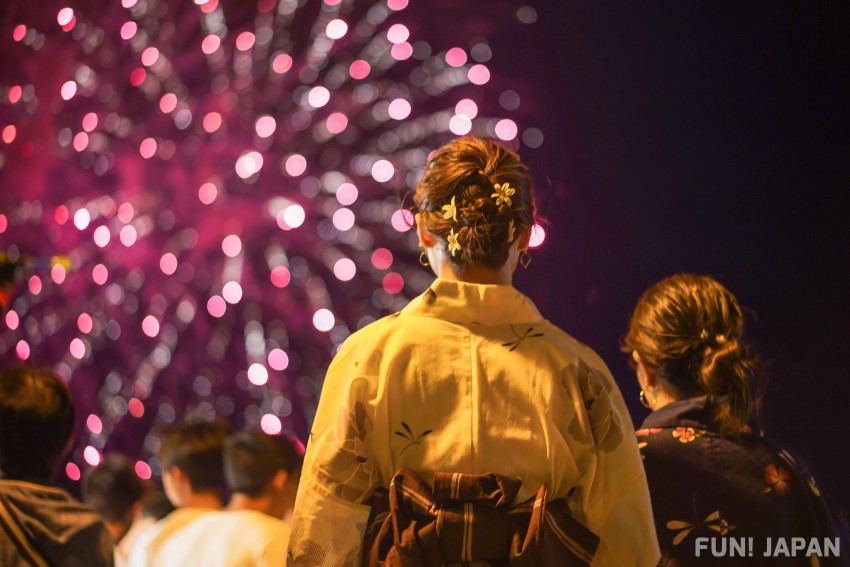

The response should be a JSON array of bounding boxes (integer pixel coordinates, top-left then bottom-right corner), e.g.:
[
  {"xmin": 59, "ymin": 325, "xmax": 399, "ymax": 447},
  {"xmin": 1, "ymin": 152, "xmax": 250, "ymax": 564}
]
[{"xmin": 2, "ymin": 1, "xmax": 849, "ymax": 513}]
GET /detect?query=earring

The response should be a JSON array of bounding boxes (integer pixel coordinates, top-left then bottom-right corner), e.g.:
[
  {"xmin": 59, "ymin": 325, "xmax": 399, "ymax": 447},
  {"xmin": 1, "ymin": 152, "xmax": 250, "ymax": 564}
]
[
  {"xmin": 519, "ymin": 250, "xmax": 532, "ymax": 269},
  {"xmin": 639, "ymin": 390, "xmax": 651, "ymax": 409},
  {"xmin": 419, "ymin": 251, "xmax": 429, "ymax": 267}
]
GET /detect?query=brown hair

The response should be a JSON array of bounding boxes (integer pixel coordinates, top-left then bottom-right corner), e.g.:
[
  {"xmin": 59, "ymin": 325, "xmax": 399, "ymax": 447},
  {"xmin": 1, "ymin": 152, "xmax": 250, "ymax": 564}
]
[
  {"xmin": 414, "ymin": 136, "xmax": 534, "ymax": 274},
  {"xmin": 159, "ymin": 420, "xmax": 229, "ymax": 492},
  {"xmin": 622, "ymin": 274, "xmax": 759, "ymax": 435}
]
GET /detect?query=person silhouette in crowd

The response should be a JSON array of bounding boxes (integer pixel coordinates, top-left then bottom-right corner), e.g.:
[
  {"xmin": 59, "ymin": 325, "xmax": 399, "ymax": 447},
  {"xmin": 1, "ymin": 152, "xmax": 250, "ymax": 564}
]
[{"xmin": 0, "ymin": 367, "xmax": 113, "ymax": 566}]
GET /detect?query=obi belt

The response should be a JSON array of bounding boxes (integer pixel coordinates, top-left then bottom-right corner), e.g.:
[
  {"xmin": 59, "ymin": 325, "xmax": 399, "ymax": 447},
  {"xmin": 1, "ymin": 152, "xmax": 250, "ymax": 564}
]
[{"xmin": 362, "ymin": 468, "xmax": 599, "ymax": 567}]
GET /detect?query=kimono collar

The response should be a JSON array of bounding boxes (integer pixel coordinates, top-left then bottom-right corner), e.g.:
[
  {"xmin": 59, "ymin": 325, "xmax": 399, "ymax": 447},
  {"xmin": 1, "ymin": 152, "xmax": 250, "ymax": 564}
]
[
  {"xmin": 401, "ymin": 277, "xmax": 544, "ymax": 326},
  {"xmin": 640, "ymin": 395, "xmax": 720, "ymax": 431}
]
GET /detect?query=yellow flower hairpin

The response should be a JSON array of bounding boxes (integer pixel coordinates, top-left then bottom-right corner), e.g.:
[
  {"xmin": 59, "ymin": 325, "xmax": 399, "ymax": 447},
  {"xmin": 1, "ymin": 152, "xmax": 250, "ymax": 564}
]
[
  {"xmin": 507, "ymin": 219, "xmax": 516, "ymax": 243},
  {"xmin": 491, "ymin": 182, "xmax": 515, "ymax": 207},
  {"xmin": 441, "ymin": 195, "xmax": 458, "ymax": 221},
  {"xmin": 447, "ymin": 228, "xmax": 462, "ymax": 256}
]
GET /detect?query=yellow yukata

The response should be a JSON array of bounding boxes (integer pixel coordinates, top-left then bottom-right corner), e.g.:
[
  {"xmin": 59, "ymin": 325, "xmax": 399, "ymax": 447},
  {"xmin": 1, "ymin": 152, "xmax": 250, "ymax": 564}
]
[{"xmin": 288, "ymin": 278, "xmax": 659, "ymax": 566}]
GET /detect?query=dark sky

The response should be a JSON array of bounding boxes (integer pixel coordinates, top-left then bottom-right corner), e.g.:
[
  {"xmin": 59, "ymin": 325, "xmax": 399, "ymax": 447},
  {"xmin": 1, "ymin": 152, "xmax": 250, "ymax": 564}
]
[{"xmin": 508, "ymin": 3, "xmax": 850, "ymax": 509}]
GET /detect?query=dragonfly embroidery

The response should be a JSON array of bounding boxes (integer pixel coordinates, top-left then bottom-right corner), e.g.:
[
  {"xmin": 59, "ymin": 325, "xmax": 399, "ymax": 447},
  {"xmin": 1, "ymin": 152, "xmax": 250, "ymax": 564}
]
[
  {"xmin": 395, "ymin": 422, "xmax": 432, "ymax": 455},
  {"xmin": 502, "ymin": 325, "xmax": 544, "ymax": 352}
]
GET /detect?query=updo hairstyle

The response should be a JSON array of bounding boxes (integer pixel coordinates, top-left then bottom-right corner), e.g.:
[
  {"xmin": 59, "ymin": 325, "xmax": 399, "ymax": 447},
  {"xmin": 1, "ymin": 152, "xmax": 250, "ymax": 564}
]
[
  {"xmin": 622, "ymin": 274, "xmax": 759, "ymax": 435},
  {"xmin": 414, "ymin": 136, "xmax": 534, "ymax": 274}
]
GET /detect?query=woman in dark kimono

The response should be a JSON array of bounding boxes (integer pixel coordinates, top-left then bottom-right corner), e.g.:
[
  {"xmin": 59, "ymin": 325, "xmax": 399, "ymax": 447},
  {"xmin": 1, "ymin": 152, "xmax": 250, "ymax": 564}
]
[{"xmin": 623, "ymin": 274, "xmax": 849, "ymax": 566}]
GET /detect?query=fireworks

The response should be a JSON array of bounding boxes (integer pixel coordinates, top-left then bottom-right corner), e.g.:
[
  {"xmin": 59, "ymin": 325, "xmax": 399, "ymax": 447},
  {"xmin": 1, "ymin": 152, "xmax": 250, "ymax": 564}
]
[{"xmin": 0, "ymin": 0, "xmax": 544, "ymax": 482}]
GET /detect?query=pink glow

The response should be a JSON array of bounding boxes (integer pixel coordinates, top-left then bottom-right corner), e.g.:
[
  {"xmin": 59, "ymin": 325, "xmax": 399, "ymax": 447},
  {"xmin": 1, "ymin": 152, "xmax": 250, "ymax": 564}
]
[
  {"xmin": 77, "ymin": 313, "xmax": 93, "ymax": 333},
  {"xmin": 268, "ymin": 348, "xmax": 289, "ymax": 370},
  {"xmin": 93, "ymin": 225, "xmax": 111, "ymax": 247},
  {"xmin": 16, "ymin": 340, "xmax": 30, "ymax": 360},
  {"xmin": 388, "ymin": 99, "xmax": 411, "ymax": 120},
  {"xmin": 120, "ymin": 21, "xmax": 137, "ymax": 40},
  {"xmin": 260, "ymin": 414, "xmax": 282, "ymax": 435},
  {"xmin": 92, "ymin": 264, "xmax": 108, "ymax": 285},
  {"xmin": 371, "ymin": 248, "xmax": 393, "ymax": 270},
  {"xmin": 371, "ymin": 159, "xmax": 394, "ymax": 182},
  {"xmin": 128, "ymin": 398, "xmax": 145, "ymax": 417},
  {"xmin": 5, "ymin": 311, "xmax": 19, "ymax": 330},
  {"xmin": 382, "ymin": 272, "xmax": 404, "ymax": 294},
  {"xmin": 281, "ymin": 205, "xmax": 305, "ymax": 229},
  {"xmin": 390, "ymin": 42, "xmax": 413, "ymax": 61},
  {"xmin": 390, "ymin": 209, "xmax": 414, "ymax": 232},
  {"xmin": 255, "ymin": 115, "xmax": 276, "ymax": 137},
  {"xmin": 198, "ymin": 182, "xmax": 218, "ymax": 204},
  {"xmin": 270, "ymin": 266, "xmax": 291, "ymax": 288},
  {"xmin": 139, "ymin": 137, "xmax": 157, "ymax": 159},
  {"xmin": 272, "ymin": 53, "xmax": 293, "ymax": 74},
  {"xmin": 468, "ymin": 64, "xmax": 491, "ymax": 85},
  {"xmin": 235, "ymin": 31, "xmax": 255, "ymax": 51},
  {"xmin": 387, "ymin": 24, "xmax": 409, "ymax": 44},
  {"xmin": 130, "ymin": 68, "xmax": 146, "ymax": 86},
  {"xmin": 247, "ymin": 363, "xmax": 268, "ymax": 385},
  {"xmin": 1, "ymin": 125, "xmax": 15, "ymax": 145},
  {"xmin": 142, "ymin": 315, "xmax": 160, "ymax": 338},
  {"xmin": 135, "ymin": 461, "xmax": 152, "ymax": 479},
  {"xmin": 222, "ymin": 281, "xmax": 243, "ymax": 304},
  {"xmin": 50, "ymin": 264, "xmax": 66, "ymax": 284},
  {"xmin": 119, "ymin": 225, "xmax": 137, "ymax": 246},
  {"xmin": 160, "ymin": 252, "xmax": 178, "ymax": 275},
  {"xmin": 529, "ymin": 223, "xmax": 546, "ymax": 248},
  {"xmin": 57, "ymin": 7, "xmax": 74, "ymax": 26},
  {"xmin": 308, "ymin": 86, "xmax": 330, "ymax": 108},
  {"xmin": 74, "ymin": 209, "xmax": 91, "ymax": 230},
  {"xmin": 387, "ymin": 0, "xmax": 409, "ymax": 10},
  {"xmin": 0, "ymin": 214, "xmax": 5, "ymax": 233},
  {"xmin": 66, "ymin": 462, "xmax": 81, "ymax": 481},
  {"xmin": 28, "ymin": 275, "xmax": 42, "ymax": 295},
  {"xmin": 455, "ymin": 98, "xmax": 478, "ymax": 118},
  {"xmin": 87, "ymin": 414, "xmax": 103, "ymax": 434},
  {"xmin": 312, "ymin": 309, "xmax": 335, "ymax": 332},
  {"xmin": 326, "ymin": 112, "xmax": 348, "ymax": 134},
  {"xmin": 326, "ymin": 19, "xmax": 348, "ymax": 39},
  {"xmin": 333, "ymin": 258, "xmax": 356, "ymax": 281},
  {"xmin": 494, "ymin": 118, "xmax": 518, "ymax": 141},
  {"xmin": 141, "ymin": 47, "xmax": 159, "ymax": 67},
  {"xmin": 82, "ymin": 112, "xmax": 98, "ymax": 132},
  {"xmin": 70, "ymin": 338, "xmax": 86, "ymax": 359},
  {"xmin": 445, "ymin": 47, "xmax": 468, "ymax": 67},
  {"xmin": 336, "ymin": 183, "xmax": 358, "ymax": 205},
  {"xmin": 332, "ymin": 208, "xmax": 355, "ymax": 231},
  {"xmin": 72, "ymin": 132, "xmax": 89, "ymax": 152},
  {"xmin": 207, "ymin": 295, "xmax": 226, "ymax": 317},
  {"xmin": 83, "ymin": 446, "xmax": 101, "ymax": 466},
  {"xmin": 202, "ymin": 112, "xmax": 222, "ymax": 133},
  {"xmin": 284, "ymin": 153, "xmax": 307, "ymax": 176},
  {"xmin": 201, "ymin": 35, "xmax": 221, "ymax": 55},
  {"xmin": 54, "ymin": 206, "xmax": 69, "ymax": 225},
  {"xmin": 449, "ymin": 114, "xmax": 472, "ymax": 135},
  {"xmin": 61, "ymin": 80, "xmax": 77, "ymax": 100},
  {"xmin": 349, "ymin": 60, "xmax": 370, "ymax": 79},
  {"xmin": 235, "ymin": 151, "xmax": 263, "ymax": 178},
  {"xmin": 13, "ymin": 25, "xmax": 27, "ymax": 42},
  {"xmin": 222, "ymin": 234, "xmax": 242, "ymax": 257},
  {"xmin": 117, "ymin": 203, "xmax": 134, "ymax": 223},
  {"xmin": 159, "ymin": 93, "xmax": 177, "ymax": 113},
  {"xmin": 8, "ymin": 85, "xmax": 22, "ymax": 104}
]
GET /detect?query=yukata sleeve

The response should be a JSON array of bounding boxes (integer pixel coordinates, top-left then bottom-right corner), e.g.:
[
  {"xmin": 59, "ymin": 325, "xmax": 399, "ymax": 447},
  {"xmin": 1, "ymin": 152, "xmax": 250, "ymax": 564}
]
[
  {"xmin": 561, "ymin": 358, "xmax": 660, "ymax": 567},
  {"xmin": 287, "ymin": 337, "xmax": 380, "ymax": 567}
]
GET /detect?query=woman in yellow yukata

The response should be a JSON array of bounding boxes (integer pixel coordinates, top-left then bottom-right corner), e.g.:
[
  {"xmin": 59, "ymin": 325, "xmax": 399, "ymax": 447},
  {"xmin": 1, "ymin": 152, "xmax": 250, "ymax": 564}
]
[{"xmin": 287, "ymin": 136, "xmax": 659, "ymax": 566}]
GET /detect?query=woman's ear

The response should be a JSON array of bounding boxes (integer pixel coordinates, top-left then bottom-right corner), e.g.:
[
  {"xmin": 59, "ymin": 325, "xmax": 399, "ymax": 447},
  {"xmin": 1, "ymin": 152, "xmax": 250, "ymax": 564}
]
[
  {"xmin": 633, "ymin": 351, "xmax": 660, "ymax": 388},
  {"xmin": 415, "ymin": 213, "xmax": 436, "ymax": 248},
  {"xmin": 517, "ymin": 224, "xmax": 532, "ymax": 251}
]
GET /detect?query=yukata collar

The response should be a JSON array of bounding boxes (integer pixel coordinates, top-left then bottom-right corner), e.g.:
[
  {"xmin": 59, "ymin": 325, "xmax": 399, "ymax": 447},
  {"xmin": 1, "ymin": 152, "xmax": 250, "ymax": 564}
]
[
  {"xmin": 401, "ymin": 277, "xmax": 543, "ymax": 326},
  {"xmin": 640, "ymin": 395, "xmax": 720, "ymax": 431}
]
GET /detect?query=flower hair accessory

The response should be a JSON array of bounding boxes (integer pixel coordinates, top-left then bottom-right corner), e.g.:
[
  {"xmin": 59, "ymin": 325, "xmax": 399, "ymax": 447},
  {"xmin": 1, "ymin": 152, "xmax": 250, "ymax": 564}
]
[
  {"xmin": 441, "ymin": 195, "xmax": 458, "ymax": 221},
  {"xmin": 491, "ymin": 182, "xmax": 515, "ymax": 207},
  {"xmin": 447, "ymin": 228, "xmax": 462, "ymax": 257},
  {"xmin": 507, "ymin": 219, "xmax": 516, "ymax": 243}
]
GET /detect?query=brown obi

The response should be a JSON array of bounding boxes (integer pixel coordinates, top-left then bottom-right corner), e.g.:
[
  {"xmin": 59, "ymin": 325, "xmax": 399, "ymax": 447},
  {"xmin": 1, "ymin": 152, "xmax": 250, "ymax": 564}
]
[{"xmin": 362, "ymin": 468, "xmax": 599, "ymax": 567}]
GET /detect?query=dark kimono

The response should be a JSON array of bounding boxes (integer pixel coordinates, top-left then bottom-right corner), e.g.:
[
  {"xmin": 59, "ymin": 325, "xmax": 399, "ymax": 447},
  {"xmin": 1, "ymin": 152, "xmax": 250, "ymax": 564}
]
[{"xmin": 638, "ymin": 396, "xmax": 849, "ymax": 566}]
